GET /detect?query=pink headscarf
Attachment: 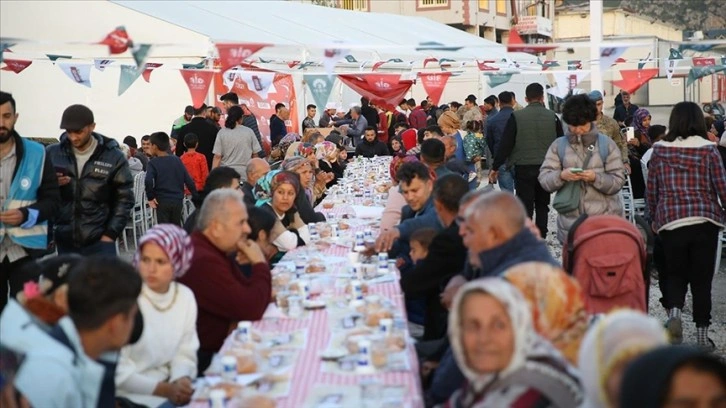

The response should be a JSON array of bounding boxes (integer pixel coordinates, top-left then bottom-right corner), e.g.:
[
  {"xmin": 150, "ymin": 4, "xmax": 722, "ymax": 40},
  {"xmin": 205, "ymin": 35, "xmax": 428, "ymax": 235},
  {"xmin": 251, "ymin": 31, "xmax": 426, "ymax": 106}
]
[{"xmin": 134, "ymin": 224, "xmax": 194, "ymax": 278}]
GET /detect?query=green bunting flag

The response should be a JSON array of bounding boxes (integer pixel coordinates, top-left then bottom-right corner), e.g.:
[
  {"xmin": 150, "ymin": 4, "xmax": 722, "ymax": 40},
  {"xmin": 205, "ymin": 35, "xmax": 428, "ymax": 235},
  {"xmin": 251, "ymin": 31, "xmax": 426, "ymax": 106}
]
[
  {"xmin": 304, "ymin": 74, "xmax": 336, "ymax": 109},
  {"xmin": 47, "ymin": 54, "xmax": 72, "ymax": 63},
  {"xmin": 486, "ymin": 73, "xmax": 513, "ymax": 88},
  {"xmin": 131, "ymin": 44, "xmax": 151, "ymax": 68},
  {"xmin": 637, "ymin": 53, "xmax": 651, "ymax": 70},
  {"xmin": 182, "ymin": 60, "xmax": 206, "ymax": 70},
  {"xmin": 668, "ymin": 48, "xmax": 684, "ymax": 60},
  {"xmin": 344, "ymin": 55, "xmax": 357, "ymax": 63},
  {"xmin": 0, "ymin": 43, "xmax": 15, "ymax": 64},
  {"xmin": 118, "ymin": 65, "xmax": 142, "ymax": 96},
  {"xmin": 687, "ymin": 65, "xmax": 726, "ymax": 87}
]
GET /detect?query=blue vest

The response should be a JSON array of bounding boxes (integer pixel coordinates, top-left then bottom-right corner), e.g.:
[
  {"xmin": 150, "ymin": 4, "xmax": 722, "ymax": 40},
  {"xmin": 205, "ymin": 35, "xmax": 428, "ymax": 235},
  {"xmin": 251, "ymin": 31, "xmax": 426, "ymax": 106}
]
[{"xmin": 1, "ymin": 138, "xmax": 48, "ymax": 249}]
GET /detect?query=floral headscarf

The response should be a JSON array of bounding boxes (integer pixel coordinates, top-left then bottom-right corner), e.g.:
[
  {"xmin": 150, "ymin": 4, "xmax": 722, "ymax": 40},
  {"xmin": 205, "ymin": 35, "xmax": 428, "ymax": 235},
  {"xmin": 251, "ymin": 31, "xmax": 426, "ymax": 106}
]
[
  {"xmin": 449, "ymin": 278, "xmax": 582, "ymax": 408},
  {"xmin": 276, "ymin": 133, "xmax": 301, "ymax": 158},
  {"xmin": 133, "ymin": 224, "xmax": 194, "ymax": 279},
  {"xmin": 296, "ymin": 142, "xmax": 316, "ymax": 158},
  {"xmin": 315, "ymin": 141, "xmax": 338, "ymax": 161},
  {"xmin": 578, "ymin": 310, "xmax": 668, "ymax": 408},
  {"xmin": 633, "ymin": 108, "xmax": 651, "ymax": 139},
  {"xmin": 281, "ymin": 156, "xmax": 311, "ymax": 173},
  {"xmin": 503, "ymin": 262, "xmax": 589, "ymax": 365},
  {"xmin": 389, "ymin": 155, "xmax": 419, "ymax": 182},
  {"xmin": 254, "ymin": 169, "xmax": 300, "ymax": 207}
]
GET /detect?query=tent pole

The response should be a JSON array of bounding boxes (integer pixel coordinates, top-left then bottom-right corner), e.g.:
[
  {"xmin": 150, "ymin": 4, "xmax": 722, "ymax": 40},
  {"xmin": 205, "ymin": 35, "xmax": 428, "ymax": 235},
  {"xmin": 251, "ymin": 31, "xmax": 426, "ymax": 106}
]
[{"xmin": 589, "ymin": 0, "xmax": 603, "ymax": 92}]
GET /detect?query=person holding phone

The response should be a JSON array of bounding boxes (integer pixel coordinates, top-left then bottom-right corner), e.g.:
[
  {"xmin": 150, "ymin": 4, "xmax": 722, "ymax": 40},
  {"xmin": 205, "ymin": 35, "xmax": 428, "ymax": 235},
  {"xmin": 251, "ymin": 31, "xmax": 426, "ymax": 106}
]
[
  {"xmin": 539, "ymin": 94, "xmax": 625, "ymax": 243},
  {"xmin": 0, "ymin": 91, "xmax": 60, "ymax": 313}
]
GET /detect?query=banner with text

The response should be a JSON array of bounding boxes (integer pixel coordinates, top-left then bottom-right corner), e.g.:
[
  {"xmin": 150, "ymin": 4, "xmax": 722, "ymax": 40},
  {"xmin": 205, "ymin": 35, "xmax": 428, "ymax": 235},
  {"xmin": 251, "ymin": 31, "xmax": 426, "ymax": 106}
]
[{"xmin": 418, "ymin": 72, "xmax": 451, "ymax": 105}]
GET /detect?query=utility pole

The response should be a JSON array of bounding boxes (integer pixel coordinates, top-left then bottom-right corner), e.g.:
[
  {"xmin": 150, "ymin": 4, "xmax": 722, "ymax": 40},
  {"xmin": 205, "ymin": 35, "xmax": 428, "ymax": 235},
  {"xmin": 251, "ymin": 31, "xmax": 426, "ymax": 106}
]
[{"xmin": 590, "ymin": 0, "xmax": 603, "ymax": 92}]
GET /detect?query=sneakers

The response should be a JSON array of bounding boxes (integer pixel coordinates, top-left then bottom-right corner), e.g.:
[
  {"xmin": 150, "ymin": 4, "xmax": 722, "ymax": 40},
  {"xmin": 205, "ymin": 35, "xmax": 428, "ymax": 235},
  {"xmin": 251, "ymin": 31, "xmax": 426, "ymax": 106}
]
[
  {"xmin": 665, "ymin": 316, "xmax": 683, "ymax": 344},
  {"xmin": 698, "ymin": 338, "xmax": 717, "ymax": 353}
]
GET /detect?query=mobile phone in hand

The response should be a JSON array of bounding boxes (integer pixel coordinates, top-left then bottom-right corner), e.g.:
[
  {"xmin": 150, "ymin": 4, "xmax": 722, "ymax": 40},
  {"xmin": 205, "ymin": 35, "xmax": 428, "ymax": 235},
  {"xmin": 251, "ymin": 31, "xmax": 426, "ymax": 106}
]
[
  {"xmin": 570, "ymin": 167, "xmax": 584, "ymax": 173},
  {"xmin": 54, "ymin": 166, "xmax": 68, "ymax": 176}
]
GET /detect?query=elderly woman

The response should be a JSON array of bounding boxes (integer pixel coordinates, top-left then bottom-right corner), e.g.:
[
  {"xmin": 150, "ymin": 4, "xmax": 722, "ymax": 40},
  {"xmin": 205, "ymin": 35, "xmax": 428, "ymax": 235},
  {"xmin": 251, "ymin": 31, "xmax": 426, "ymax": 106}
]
[
  {"xmin": 627, "ymin": 108, "xmax": 652, "ymax": 198},
  {"xmin": 116, "ymin": 224, "xmax": 199, "ymax": 407},
  {"xmin": 578, "ymin": 310, "xmax": 668, "ymax": 408},
  {"xmin": 539, "ymin": 94, "xmax": 625, "ymax": 244},
  {"xmin": 448, "ymin": 278, "xmax": 582, "ymax": 408},
  {"xmin": 271, "ymin": 132, "xmax": 300, "ymax": 162},
  {"xmin": 254, "ymin": 170, "xmax": 310, "ymax": 252},
  {"xmin": 381, "ymin": 155, "xmax": 419, "ymax": 231},
  {"xmin": 438, "ymin": 110, "xmax": 475, "ymax": 174},
  {"xmin": 316, "ymin": 141, "xmax": 340, "ymax": 188},
  {"xmin": 281, "ymin": 156, "xmax": 325, "ymax": 223}
]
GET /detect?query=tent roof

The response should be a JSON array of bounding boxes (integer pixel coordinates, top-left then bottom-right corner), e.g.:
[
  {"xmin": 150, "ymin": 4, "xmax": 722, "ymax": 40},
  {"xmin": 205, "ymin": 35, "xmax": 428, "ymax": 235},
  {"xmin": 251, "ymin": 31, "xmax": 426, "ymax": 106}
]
[{"xmin": 112, "ymin": 0, "xmax": 508, "ymax": 64}]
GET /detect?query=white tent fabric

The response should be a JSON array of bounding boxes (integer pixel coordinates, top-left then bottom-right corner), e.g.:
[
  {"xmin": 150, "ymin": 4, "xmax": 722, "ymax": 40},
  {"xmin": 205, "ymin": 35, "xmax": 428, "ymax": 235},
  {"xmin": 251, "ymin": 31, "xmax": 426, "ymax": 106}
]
[{"xmin": 112, "ymin": 0, "xmax": 508, "ymax": 66}]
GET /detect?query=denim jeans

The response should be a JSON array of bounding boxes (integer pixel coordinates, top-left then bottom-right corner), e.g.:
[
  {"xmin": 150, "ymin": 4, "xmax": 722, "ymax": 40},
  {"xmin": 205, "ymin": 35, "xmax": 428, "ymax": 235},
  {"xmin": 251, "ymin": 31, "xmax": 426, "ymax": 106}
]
[{"xmin": 497, "ymin": 164, "xmax": 516, "ymax": 193}]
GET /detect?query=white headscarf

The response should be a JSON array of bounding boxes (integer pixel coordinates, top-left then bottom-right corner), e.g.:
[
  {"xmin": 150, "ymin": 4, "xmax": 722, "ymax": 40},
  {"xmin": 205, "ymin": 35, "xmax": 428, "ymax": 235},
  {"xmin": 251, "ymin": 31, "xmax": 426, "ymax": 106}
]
[{"xmin": 578, "ymin": 309, "xmax": 668, "ymax": 408}]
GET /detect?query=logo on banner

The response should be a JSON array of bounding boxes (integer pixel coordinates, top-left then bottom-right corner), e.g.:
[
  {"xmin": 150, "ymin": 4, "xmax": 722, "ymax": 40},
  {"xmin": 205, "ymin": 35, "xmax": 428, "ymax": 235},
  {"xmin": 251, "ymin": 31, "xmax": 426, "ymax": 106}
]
[
  {"xmin": 424, "ymin": 74, "xmax": 442, "ymax": 83},
  {"xmin": 189, "ymin": 74, "xmax": 206, "ymax": 88},
  {"xmin": 180, "ymin": 70, "xmax": 214, "ymax": 108},
  {"xmin": 375, "ymin": 79, "xmax": 392, "ymax": 89}
]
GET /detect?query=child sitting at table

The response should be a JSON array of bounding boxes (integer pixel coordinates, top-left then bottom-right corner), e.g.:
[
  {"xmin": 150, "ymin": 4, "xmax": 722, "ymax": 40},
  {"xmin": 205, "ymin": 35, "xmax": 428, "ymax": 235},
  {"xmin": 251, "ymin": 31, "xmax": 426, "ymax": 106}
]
[{"xmin": 409, "ymin": 228, "xmax": 437, "ymax": 265}]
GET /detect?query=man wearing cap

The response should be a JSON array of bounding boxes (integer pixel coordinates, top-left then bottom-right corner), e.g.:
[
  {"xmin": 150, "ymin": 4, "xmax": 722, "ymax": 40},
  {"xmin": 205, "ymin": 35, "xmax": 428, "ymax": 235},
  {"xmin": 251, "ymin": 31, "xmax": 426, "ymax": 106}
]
[
  {"xmin": 170, "ymin": 106, "xmax": 194, "ymax": 140},
  {"xmin": 46, "ymin": 104, "xmax": 134, "ymax": 256},
  {"xmin": 333, "ymin": 106, "xmax": 367, "ymax": 148},
  {"xmin": 176, "ymin": 104, "xmax": 218, "ymax": 169},
  {"xmin": 590, "ymin": 90, "xmax": 630, "ymax": 173},
  {"xmin": 123, "ymin": 135, "xmax": 148, "ymax": 171},
  {"xmin": 0, "ymin": 92, "xmax": 60, "ymax": 312},
  {"xmin": 206, "ymin": 106, "xmax": 222, "ymax": 130}
]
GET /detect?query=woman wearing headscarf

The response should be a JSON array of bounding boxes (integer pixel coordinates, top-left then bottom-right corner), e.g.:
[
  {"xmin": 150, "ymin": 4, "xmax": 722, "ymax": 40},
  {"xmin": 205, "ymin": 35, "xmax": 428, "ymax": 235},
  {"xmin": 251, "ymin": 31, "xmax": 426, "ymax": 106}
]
[
  {"xmin": 254, "ymin": 170, "xmax": 310, "ymax": 252},
  {"xmin": 447, "ymin": 278, "xmax": 583, "ymax": 408},
  {"xmin": 502, "ymin": 262, "xmax": 589, "ymax": 366},
  {"xmin": 381, "ymin": 155, "xmax": 419, "ymax": 231},
  {"xmin": 438, "ymin": 111, "xmax": 476, "ymax": 174},
  {"xmin": 626, "ymin": 108, "xmax": 651, "ymax": 198},
  {"xmin": 316, "ymin": 141, "xmax": 340, "ymax": 188},
  {"xmin": 281, "ymin": 156, "xmax": 325, "ymax": 223},
  {"xmin": 272, "ymin": 132, "xmax": 301, "ymax": 162},
  {"xmin": 646, "ymin": 101, "xmax": 726, "ymax": 351},
  {"xmin": 619, "ymin": 346, "xmax": 726, "ymax": 408},
  {"xmin": 577, "ymin": 310, "xmax": 668, "ymax": 408},
  {"xmin": 116, "ymin": 224, "xmax": 199, "ymax": 408}
]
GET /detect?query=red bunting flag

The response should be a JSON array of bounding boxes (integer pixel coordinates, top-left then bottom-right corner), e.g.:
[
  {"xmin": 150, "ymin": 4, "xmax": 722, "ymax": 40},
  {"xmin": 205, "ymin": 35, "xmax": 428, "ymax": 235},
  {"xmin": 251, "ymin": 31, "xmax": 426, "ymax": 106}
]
[
  {"xmin": 612, "ymin": 68, "xmax": 659, "ymax": 94},
  {"xmin": 692, "ymin": 57, "xmax": 716, "ymax": 67},
  {"xmin": 1, "ymin": 59, "xmax": 32, "ymax": 74},
  {"xmin": 179, "ymin": 70, "xmax": 215, "ymax": 109},
  {"xmin": 215, "ymin": 43, "xmax": 270, "ymax": 73},
  {"xmin": 141, "ymin": 63, "xmax": 163, "ymax": 82},
  {"xmin": 423, "ymin": 57, "xmax": 438, "ymax": 68},
  {"xmin": 337, "ymin": 74, "xmax": 414, "ymax": 106},
  {"xmin": 418, "ymin": 72, "xmax": 452, "ymax": 106},
  {"xmin": 372, "ymin": 61, "xmax": 385, "ymax": 71},
  {"xmin": 99, "ymin": 26, "xmax": 132, "ymax": 55},
  {"xmin": 287, "ymin": 61, "xmax": 300, "ymax": 69},
  {"xmin": 507, "ymin": 28, "xmax": 557, "ymax": 54},
  {"xmin": 476, "ymin": 60, "xmax": 499, "ymax": 71}
]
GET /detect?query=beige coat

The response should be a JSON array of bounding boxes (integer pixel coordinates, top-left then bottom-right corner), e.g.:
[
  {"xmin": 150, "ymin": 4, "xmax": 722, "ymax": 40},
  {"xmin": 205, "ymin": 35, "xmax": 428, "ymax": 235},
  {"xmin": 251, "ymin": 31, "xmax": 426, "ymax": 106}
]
[{"xmin": 539, "ymin": 131, "xmax": 625, "ymax": 243}]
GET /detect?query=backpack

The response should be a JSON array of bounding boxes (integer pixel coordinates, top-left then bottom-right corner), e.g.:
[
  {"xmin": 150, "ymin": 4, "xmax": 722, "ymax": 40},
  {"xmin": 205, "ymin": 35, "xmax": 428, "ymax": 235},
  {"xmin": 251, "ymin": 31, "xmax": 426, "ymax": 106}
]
[
  {"xmin": 556, "ymin": 133, "xmax": 610, "ymax": 169},
  {"xmin": 563, "ymin": 214, "xmax": 649, "ymax": 314}
]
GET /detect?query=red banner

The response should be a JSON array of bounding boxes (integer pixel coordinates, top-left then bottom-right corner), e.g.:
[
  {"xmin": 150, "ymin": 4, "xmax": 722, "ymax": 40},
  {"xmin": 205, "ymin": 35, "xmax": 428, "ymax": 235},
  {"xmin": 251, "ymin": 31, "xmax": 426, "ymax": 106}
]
[
  {"xmin": 98, "ymin": 26, "xmax": 131, "ymax": 55},
  {"xmin": 612, "ymin": 68, "xmax": 659, "ymax": 94},
  {"xmin": 337, "ymin": 74, "xmax": 414, "ymax": 106},
  {"xmin": 692, "ymin": 57, "xmax": 716, "ymax": 67},
  {"xmin": 216, "ymin": 43, "xmax": 269, "ymax": 73},
  {"xmin": 507, "ymin": 28, "xmax": 557, "ymax": 54},
  {"xmin": 213, "ymin": 70, "xmax": 299, "ymax": 144},
  {"xmin": 180, "ymin": 70, "xmax": 215, "ymax": 108},
  {"xmin": 476, "ymin": 60, "xmax": 499, "ymax": 71},
  {"xmin": 1, "ymin": 59, "xmax": 32, "ymax": 74},
  {"xmin": 418, "ymin": 72, "xmax": 452, "ymax": 105},
  {"xmin": 142, "ymin": 63, "xmax": 163, "ymax": 83}
]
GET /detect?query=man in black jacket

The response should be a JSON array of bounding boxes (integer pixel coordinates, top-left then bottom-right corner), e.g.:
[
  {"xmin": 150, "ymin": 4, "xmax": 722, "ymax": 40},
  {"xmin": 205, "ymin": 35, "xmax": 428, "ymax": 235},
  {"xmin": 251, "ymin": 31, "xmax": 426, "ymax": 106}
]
[
  {"xmin": 175, "ymin": 104, "xmax": 219, "ymax": 170},
  {"xmin": 47, "ymin": 105, "xmax": 134, "ymax": 256},
  {"xmin": 355, "ymin": 127, "xmax": 389, "ymax": 158},
  {"xmin": 0, "ymin": 91, "xmax": 60, "ymax": 311},
  {"xmin": 360, "ymin": 97, "xmax": 379, "ymax": 129},
  {"xmin": 400, "ymin": 174, "xmax": 469, "ymax": 341}
]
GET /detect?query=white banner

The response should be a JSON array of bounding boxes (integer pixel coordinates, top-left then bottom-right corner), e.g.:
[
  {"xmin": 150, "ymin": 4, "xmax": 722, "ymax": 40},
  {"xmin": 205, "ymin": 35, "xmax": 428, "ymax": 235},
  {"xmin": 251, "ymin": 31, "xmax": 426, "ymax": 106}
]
[
  {"xmin": 58, "ymin": 63, "xmax": 92, "ymax": 88},
  {"xmin": 665, "ymin": 58, "xmax": 679, "ymax": 80},
  {"xmin": 94, "ymin": 59, "xmax": 113, "ymax": 71},
  {"xmin": 237, "ymin": 71, "xmax": 276, "ymax": 99},
  {"xmin": 599, "ymin": 46, "xmax": 629, "ymax": 72},
  {"xmin": 548, "ymin": 72, "xmax": 590, "ymax": 99}
]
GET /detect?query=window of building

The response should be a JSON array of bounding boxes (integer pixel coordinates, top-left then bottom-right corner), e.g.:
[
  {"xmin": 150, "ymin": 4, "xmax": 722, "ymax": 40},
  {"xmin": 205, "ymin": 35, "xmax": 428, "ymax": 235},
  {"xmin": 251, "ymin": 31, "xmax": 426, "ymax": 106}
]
[
  {"xmin": 496, "ymin": 0, "xmax": 507, "ymax": 15},
  {"xmin": 339, "ymin": 0, "xmax": 369, "ymax": 11},
  {"xmin": 418, "ymin": 0, "xmax": 449, "ymax": 8},
  {"xmin": 478, "ymin": 0, "xmax": 489, "ymax": 10}
]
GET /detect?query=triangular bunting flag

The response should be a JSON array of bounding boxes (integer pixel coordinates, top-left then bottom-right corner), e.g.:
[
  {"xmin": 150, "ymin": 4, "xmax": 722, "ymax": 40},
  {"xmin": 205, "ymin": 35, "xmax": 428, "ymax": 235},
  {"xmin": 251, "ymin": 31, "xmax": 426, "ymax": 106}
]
[
  {"xmin": 94, "ymin": 59, "xmax": 114, "ymax": 71},
  {"xmin": 323, "ymin": 47, "xmax": 349, "ymax": 77},
  {"xmin": 665, "ymin": 58, "xmax": 679, "ymax": 80},
  {"xmin": 541, "ymin": 60, "xmax": 560, "ymax": 71},
  {"xmin": 372, "ymin": 61, "xmax": 385, "ymax": 71},
  {"xmin": 637, "ymin": 52, "xmax": 651, "ymax": 70},
  {"xmin": 287, "ymin": 61, "xmax": 300, "ymax": 69},
  {"xmin": 548, "ymin": 72, "xmax": 590, "ymax": 98},
  {"xmin": 182, "ymin": 61, "xmax": 206, "ymax": 70},
  {"xmin": 485, "ymin": 73, "xmax": 513, "ymax": 88},
  {"xmin": 507, "ymin": 28, "xmax": 556, "ymax": 54},
  {"xmin": 179, "ymin": 70, "xmax": 215, "ymax": 108},
  {"xmin": 1, "ymin": 59, "xmax": 32, "ymax": 74},
  {"xmin": 337, "ymin": 74, "xmax": 414, "ymax": 105},
  {"xmin": 415, "ymin": 41, "xmax": 462, "ymax": 52},
  {"xmin": 98, "ymin": 26, "xmax": 132, "ymax": 55},
  {"xmin": 567, "ymin": 60, "xmax": 582, "ymax": 71},
  {"xmin": 237, "ymin": 71, "xmax": 276, "ymax": 99},
  {"xmin": 418, "ymin": 72, "xmax": 452, "ymax": 105},
  {"xmin": 476, "ymin": 60, "xmax": 499, "ymax": 71},
  {"xmin": 304, "ymin": 74, "xmax": 336, "ymax": 109},
  {"xmin": 344, "ymin": 55, "xmax": 357, "ymax": 63},
  {"xmin": 687, "ymin": 65, "xmax": 726, "ymax": 87},
  {"xmin": 142, "ymin": 63, "xmax": 163, "ymax": 83},
  {"xmin": 387, "ymin": 59, "xmax": 403, "ymax": 64},
  {"xmin": 692, "ymin": 57, "xmax": 716, "ymax": 67},
  {"xmin": 259, "ymin": 57, "xmax": 272, "ymax": 64},
  {"xmin": 0, "ymin": 42, "xmax": 16, "ymax": 64},
  {"xmin": 216, "ymin": 43, "xmax": 269, "ymax": 73},
  {"xmin": 222, "ymin": 68, "xmax": 240, "ymax": 92},
  {"xmin": 58, "ymin": 63, "xmax": 92, "ymax": 88},
  {"xmin": 297, "ymin": 62, "xmax": 315, "ymax": 69},
  {"xmin": 599, "ymin": 46, "xmax": 628, "ymax": 71},
  {"xmin": 359, "ymin": 61, "xmax": 368, "ymax": 71},
  {"xmin": 668, "ymin": 48, "xmax": 684, "ymax": 60},
  {"xmin": 423, "ymin": 57, "xmax": 438, "ymax": 68},
  {"xmin": 612, "ymin": 68, "xmax": 659, "ymax": 94},
  {"xmin": 678, "ymin": 43, "xmax": 714, "ymax": 53},
  {"xmin": 131, "ymin": 44, "xmax": 151, "ymax": 68},
  {"xmin": 47, "ymin": 54, "xmax": 72, "ymax": 63},
  {"xmin": 118, "ymin": 65, "xmax": 141, "ymax": 96}
]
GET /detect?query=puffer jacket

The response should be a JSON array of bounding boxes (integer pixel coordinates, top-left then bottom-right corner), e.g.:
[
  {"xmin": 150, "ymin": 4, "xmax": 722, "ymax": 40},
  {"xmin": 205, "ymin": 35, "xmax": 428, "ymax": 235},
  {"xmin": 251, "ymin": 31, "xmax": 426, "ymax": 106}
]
[
  {"xmin": 539, "ymin": 126, "xmax": 625, "ymax": 243},
  {"xmin": 46, "ymin": 132, "xmax": 134, "ymax": 248}
]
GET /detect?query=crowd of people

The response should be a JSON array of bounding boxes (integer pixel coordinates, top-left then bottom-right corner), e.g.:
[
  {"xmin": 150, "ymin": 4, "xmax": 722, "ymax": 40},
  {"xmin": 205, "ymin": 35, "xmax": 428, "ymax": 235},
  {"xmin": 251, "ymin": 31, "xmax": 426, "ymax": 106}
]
[{"xmin": 0, "ymin": 82, "xmax": 725, "ymax": 408}]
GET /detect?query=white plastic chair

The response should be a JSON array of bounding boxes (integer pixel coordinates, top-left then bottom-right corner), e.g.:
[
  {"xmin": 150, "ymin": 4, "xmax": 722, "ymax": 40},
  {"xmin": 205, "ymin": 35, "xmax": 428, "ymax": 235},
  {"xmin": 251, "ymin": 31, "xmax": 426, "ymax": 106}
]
[
  {"xmin": 182, "ymin": 196, "xmax": 195, "ymax": 223},
  {"xmin": 620, "ymin": 175, "xmax": 646, "ymax": 223}
]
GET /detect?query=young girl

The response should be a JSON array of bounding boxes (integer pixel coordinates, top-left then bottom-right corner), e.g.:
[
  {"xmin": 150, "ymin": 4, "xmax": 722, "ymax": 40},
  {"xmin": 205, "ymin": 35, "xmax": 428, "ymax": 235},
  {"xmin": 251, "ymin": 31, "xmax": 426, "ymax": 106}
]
[
  {"xmin": 390, "ymin": 136, "xmax": 406, "ymax": 156},
  {"xmin": 116, "ymin": 224, "xmax": 199, "ymax": 407},
  {"xmin": 463, "ymin": 120, "xmax": 486, "ymax": 166}
]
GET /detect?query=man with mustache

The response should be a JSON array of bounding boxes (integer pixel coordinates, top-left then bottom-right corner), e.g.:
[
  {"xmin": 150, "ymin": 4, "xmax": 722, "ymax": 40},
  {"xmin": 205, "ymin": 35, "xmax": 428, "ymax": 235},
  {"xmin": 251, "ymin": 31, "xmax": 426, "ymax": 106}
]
[{"xmin": 0, "ymin": 91, "xmax": 60, "ymax": 312}]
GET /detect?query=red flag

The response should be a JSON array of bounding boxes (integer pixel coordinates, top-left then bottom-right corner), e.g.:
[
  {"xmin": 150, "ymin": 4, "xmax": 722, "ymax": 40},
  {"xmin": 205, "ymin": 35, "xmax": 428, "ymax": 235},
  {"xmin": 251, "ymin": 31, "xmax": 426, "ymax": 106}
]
[
  {"xmin": 142, "ymin": 63, "xmax": 163, "ymax": 82},
  {"xmin": 99, "ymin": 26, "xmax": 132, "ymax": 55},
  {"xmin": 423, "ymin": 57, "xmax": 438, "ymax": 68},
  {"xmin": 612, "ymin": 68, "xmax": 658, "ymax": 94},
  {"xmin": 372, "ymin": 61, "xmax": 385, "ymax": 71},
  {"xmin": 215, "ymin": 43, "xmax": 269, "ymax": 73},
  {"xmin": 287, "ymin": 61, "xmax": 300, "ymax": 69},
  {"xmin": 476, "ymin": 60, "xmax": 499, "ymax": 71},
  {"xmin": 337, "ymin": 74, "xmax": 414, "ymax": 106},
  {"xmin": 1, "ymin": 59, "xmax": 32, "ymax": 74},
  {"xmin": 692, "ymin": 57, "xmax": 716, "ymax": 67},
  {"xmin": 418, "ymin": 72, "xmax": 452, "ymax": 105},
  {"xmin": 507, "ymin": 28, "xmax": 557, "ymax": 54},
  {"xmin": 180, "ymin": 70, "xmax": 215, "ymax": 109}
]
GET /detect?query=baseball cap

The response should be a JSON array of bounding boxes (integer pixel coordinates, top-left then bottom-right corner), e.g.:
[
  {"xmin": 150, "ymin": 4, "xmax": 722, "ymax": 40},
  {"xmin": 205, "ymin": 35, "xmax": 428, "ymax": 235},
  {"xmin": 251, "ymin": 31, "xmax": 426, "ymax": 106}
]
[
  {"xmin": 184, "ymin": 105, "xmax": 194, "ymax": 115},
  {"xmin": 123, "ymin": 135, "xmax": 138, "ymax": 149},
  {"xmin": 60, "ymin": 104, "xmax": 94, "ymax": 130},
  {"xmin": 325, "ymin": 102, "xmax": 337, "ymax": 110},
  {"xmin": 588, "ymin": 90, "xmax": 604, "ymax": 102}
]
